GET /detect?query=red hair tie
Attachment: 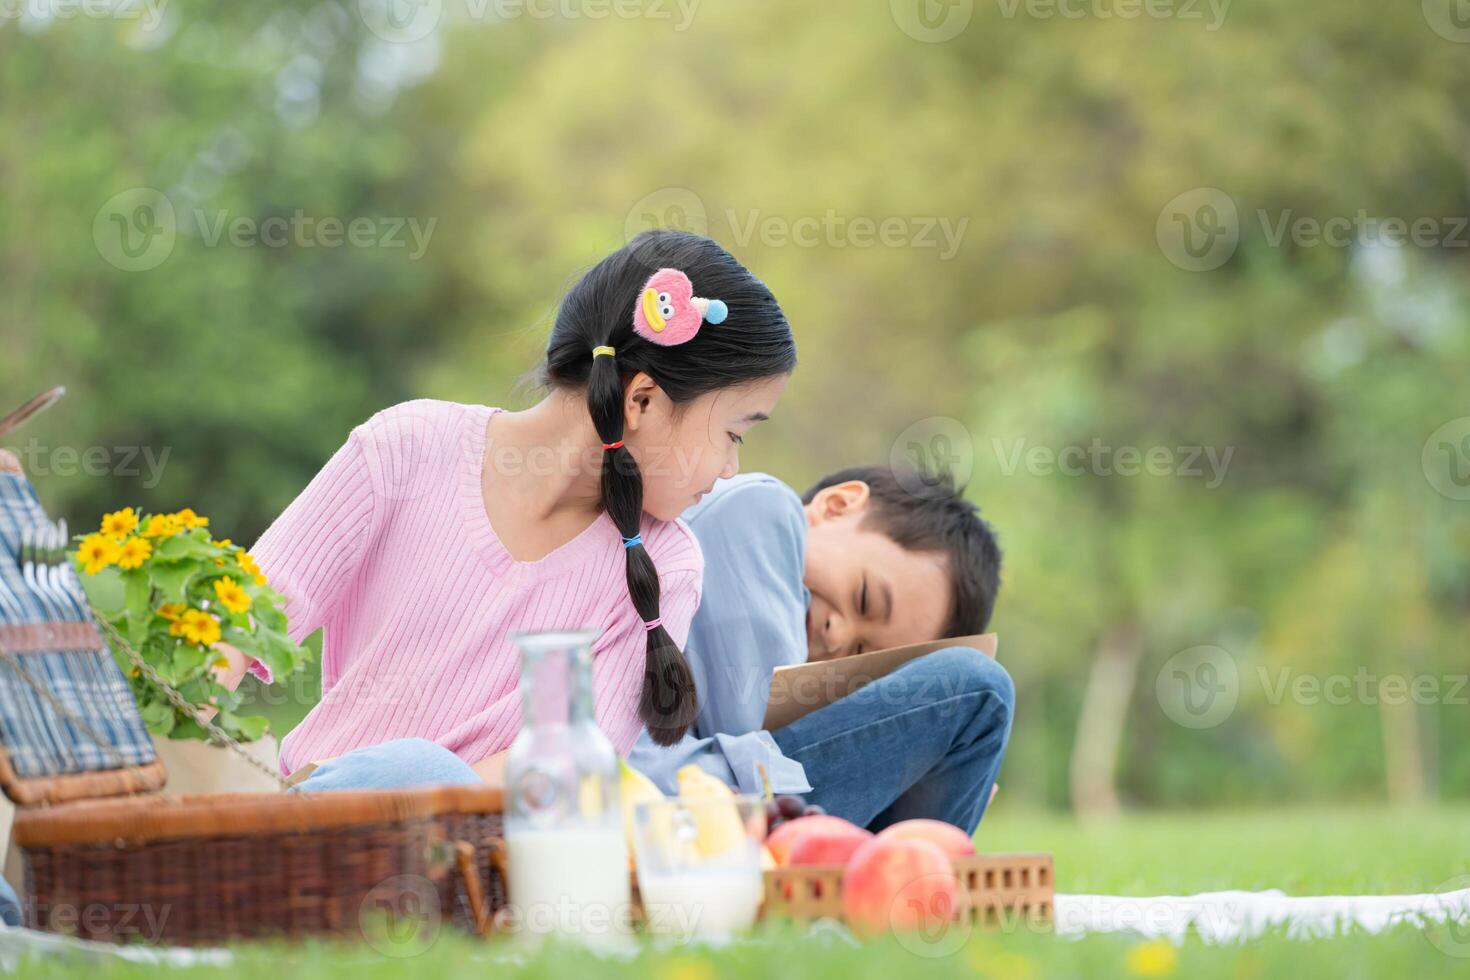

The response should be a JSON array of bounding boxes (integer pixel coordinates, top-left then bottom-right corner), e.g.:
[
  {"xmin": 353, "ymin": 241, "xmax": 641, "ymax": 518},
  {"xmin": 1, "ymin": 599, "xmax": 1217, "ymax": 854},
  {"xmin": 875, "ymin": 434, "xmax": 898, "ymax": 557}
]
[{"xmin": 601, "ymin": 439, "xmax": 624, "ymax": 451}]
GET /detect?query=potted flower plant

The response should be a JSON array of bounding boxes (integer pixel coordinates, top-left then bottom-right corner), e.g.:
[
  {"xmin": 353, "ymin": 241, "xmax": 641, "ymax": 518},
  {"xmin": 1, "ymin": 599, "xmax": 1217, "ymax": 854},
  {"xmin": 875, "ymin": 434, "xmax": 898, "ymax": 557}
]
[{"xmin": 72, "ymin": 506, "xmax": 311, "ymax": 791}]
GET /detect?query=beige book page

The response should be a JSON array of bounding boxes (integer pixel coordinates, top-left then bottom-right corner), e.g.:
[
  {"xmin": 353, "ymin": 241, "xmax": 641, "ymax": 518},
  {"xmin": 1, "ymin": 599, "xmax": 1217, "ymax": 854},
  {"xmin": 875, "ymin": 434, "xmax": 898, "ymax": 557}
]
[{"xmin": 763, "ymin": 634, "xmax": 999, "ymax": 730}]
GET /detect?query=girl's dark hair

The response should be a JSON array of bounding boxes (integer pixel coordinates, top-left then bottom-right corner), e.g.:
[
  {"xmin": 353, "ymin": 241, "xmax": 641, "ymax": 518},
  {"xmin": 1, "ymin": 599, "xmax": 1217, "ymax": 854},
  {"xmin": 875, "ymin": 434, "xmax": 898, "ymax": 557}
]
[{"xmin": 537, "ymin": 230, "xmax": 796, "ymax": 745}]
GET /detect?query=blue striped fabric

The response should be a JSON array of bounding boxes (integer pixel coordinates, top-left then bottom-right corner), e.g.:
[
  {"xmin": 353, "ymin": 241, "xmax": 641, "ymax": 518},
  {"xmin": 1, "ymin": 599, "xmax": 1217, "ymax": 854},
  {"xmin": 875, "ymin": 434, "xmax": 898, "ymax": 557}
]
[{"xmin": 0, "ymin": 474, "xmax": 156, "ymax": 778}]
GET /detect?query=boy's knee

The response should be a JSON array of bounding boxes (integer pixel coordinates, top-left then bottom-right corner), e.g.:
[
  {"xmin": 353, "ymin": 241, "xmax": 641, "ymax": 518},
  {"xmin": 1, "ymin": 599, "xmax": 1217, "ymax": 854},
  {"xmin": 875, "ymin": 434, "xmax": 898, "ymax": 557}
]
[{"xmin": 920, "ymin": 646, "xmax": 1015, "ymax": 711}]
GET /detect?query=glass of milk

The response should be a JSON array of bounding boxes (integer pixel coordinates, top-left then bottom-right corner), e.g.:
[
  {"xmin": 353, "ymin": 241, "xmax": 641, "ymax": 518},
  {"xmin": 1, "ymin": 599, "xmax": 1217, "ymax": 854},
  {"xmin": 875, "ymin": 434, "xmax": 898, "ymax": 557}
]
[
  {"xmin": 503, "ymin": 630, "xmax": 634, "ymax": 949},
  {"xmin": 631, "ymin": 795, "xmax": 768, "ymax": 942}
]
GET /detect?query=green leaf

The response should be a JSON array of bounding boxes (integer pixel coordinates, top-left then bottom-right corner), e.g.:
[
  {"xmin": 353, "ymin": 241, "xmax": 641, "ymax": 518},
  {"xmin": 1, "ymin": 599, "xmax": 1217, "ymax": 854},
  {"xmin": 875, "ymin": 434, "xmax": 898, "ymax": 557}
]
[
  {"xmin": 140, "ymin": 700, "xmax": 175, "ymax": 736},
  {"xmin": 171, "ymin": 643, "xmax": 209, "ymax": 680},
  {"xmin": 150, "ymin": 561, "xmax": 196, "ymax": 604},
  {"xmin": 220, "ymin": 712, "xmax": 269, "ymax": 742},
  {"xmin": 121, "ymin": 569, "xmax": 152, "ymax": 620},
  {"xmin": 252, "ymin": 600, "xmax": 287, "ymax": 632},
  {"xmin": 177, "ymin": 677, "xmax": 214, "ymax": 705},
  {"xmin": 79, "ymin": 567, "xmax": 126, "ymax": 618},
  {"xmin": 154, "ymin": 533, "xmax": 213, "ymax": 563},
  {"xmin": 123, "ymin": 614, "xmax": 149, "ymax": 650},
  {"xmin": 169, "ymin": 716, "xmax": 207, "ymax": 741}
]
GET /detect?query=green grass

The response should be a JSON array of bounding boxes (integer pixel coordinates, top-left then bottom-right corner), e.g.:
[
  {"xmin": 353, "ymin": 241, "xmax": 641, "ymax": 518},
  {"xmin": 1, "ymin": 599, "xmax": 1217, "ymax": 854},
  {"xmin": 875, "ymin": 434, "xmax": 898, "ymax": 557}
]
[
  {"xmin": 14, "ymin": 806, "xmax": 1470, "ymax": 979},
  {"xmin": 980, "ymin": 804, "xmax": 1470, "ymax": 894}
]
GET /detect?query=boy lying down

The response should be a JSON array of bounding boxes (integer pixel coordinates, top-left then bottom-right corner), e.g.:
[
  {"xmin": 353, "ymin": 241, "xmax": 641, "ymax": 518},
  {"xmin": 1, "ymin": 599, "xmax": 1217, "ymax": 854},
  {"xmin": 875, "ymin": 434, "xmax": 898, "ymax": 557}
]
[{"xmin": 628, "ymin": 466, "xmax": 1012, "ymax": 835}]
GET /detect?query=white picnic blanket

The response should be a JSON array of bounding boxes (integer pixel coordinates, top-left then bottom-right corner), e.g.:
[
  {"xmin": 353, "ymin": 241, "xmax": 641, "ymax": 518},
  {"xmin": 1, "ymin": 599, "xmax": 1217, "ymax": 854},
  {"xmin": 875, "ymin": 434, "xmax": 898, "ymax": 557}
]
[
  {"xmin": 3, "ymin": 887, "xmax": 1468, "ymax": 967},
  {"xmin": 0, "ymin": 925, "xmax": 231, "ymax": 971},
  {"xmin": 1053, "ymin": 887, "xmax": 1470, "ymax": 945}
]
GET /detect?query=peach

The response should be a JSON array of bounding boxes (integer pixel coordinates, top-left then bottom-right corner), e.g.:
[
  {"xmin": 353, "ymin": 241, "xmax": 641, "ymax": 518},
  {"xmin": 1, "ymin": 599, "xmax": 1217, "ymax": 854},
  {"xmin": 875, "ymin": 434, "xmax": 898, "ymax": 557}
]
[
  {"xmin": 767, "ymin": 814, "xmax": 865, "ymax": 867},
  {"xmin": 841, "ymin": 837, "xmax": 960, "ymax": 938},
  {"xmin": 876, "ymin": 818, "xmax": 976, "ymax": 859},
  {"xmin": 786, "ymin": 825, "xmax": 874, "ymax": 867}
]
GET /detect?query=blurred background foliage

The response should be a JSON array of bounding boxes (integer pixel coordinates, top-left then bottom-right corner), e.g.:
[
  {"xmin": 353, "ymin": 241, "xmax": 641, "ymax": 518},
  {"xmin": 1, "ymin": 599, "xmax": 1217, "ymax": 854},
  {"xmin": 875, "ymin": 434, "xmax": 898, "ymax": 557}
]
[{"xmin": 3, "ymin": 0, "xmax": 1468, "ymax": 815}]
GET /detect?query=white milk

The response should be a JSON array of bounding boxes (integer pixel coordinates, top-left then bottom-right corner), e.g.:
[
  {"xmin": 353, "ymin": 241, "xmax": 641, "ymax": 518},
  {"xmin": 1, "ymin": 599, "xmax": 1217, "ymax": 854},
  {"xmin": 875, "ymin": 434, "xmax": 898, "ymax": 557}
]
[
  {"xmin": 505, "ymin": 825, "xmax": 633, "ymax": 947},
  {"xmin": 637, "ymin": 867, "xmax": 764, "ymax": 940}
]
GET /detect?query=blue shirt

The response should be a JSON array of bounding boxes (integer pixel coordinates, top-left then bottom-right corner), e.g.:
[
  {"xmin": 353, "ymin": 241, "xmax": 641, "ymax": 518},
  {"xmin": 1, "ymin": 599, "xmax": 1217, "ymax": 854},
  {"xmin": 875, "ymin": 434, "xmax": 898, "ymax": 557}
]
[{"xmin": 626, "ymin": 473, "xmax": 814, "ymax": 795}]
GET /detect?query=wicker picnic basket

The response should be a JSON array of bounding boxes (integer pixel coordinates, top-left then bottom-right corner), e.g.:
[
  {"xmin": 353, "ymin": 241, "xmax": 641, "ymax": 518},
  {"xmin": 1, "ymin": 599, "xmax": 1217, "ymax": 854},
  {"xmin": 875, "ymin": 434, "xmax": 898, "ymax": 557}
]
[
  {"xmin": 0, "ymin": 390, "xmax": 510, "ymax": 945},
  {"xmin": 761, "ymin": 853, "xmax": 1054, "ymax": 929}
]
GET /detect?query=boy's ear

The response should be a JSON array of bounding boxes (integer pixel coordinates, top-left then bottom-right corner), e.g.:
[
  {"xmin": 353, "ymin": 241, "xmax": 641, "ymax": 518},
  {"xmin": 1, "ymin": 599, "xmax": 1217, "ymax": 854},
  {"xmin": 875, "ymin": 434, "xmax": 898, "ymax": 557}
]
[{"xmin": 807, "ymin": 480, "xmax": 871, "ymax": 525}]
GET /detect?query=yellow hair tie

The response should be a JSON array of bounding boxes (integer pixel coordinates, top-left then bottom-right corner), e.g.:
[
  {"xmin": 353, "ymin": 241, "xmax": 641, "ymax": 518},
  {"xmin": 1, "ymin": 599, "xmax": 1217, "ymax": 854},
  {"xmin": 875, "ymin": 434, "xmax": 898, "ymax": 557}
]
[{"xmin": 592, "ymin": 346, "xmax": 616, "ymax": 359}]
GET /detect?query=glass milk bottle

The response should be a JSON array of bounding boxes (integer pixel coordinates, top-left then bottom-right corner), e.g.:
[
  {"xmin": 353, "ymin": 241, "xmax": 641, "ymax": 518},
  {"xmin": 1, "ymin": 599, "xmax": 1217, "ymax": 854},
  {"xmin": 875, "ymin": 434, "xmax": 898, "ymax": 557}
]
[{"xmin": 503, "ymin": 630, "xmax": 632, "ymax": 946}]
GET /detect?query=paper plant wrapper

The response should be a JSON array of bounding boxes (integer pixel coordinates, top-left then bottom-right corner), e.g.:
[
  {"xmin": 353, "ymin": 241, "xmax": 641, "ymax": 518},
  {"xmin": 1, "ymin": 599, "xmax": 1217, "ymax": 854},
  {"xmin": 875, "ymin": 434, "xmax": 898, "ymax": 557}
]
[{"xmin": 763, "ymin": 633, "xmax": 998, "ymax": 730}]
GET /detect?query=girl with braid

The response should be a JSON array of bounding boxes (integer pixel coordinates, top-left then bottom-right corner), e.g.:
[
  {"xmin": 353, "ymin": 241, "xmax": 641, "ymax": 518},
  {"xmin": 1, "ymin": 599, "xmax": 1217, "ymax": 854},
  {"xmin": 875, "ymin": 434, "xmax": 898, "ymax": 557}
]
[{"xmin": 215, "ymin": 231, "xmax": 796, "ymax": 788}]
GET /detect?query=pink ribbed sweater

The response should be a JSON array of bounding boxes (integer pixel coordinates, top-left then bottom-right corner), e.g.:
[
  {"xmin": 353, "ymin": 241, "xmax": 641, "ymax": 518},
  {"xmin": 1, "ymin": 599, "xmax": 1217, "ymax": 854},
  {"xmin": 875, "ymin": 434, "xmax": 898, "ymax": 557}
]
[{"xmin": 248, "ymin": 400, "xmax": 704, "ymax": 775}]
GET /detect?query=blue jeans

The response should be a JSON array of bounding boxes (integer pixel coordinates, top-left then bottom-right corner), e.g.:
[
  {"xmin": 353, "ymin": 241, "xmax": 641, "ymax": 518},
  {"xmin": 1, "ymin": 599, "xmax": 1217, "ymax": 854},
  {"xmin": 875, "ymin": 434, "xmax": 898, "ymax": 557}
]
[
  {"xmin": 771, "ymin": 647, "xmax": 1014, "ymax": 835},
  {"xmin": 0, "ymin": 876, "xmax": 19, "ymax": 927},
  {"xmin": 291, "ymin": 737, "xmax": 481, "ymax": 792}
]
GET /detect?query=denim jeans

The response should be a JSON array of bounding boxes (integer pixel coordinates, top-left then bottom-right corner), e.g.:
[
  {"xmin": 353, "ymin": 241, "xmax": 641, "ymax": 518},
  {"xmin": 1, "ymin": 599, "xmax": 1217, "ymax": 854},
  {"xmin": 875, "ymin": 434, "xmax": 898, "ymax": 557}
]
[
  {"xmin": 0, "ymin": 876, "xmax": 19, "ymax": 927},
  {"xmin": 771, "ymin": 647, "xmax": 1014, "ymax": 835},
  {"xmin": 291, "ymin": 737, "xmax": 482, "ymax": 792}
]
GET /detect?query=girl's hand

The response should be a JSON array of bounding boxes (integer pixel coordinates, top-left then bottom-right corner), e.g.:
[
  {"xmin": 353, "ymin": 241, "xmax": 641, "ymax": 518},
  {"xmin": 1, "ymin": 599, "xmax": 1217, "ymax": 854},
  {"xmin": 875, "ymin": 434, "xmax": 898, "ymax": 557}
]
[
  {"xmin": 210, "ymin": 641, "xmax": 253, "ymax": 695},
  {"xmin": 187, "ymin": 641, "xmax": 252, "ymax": 726}
]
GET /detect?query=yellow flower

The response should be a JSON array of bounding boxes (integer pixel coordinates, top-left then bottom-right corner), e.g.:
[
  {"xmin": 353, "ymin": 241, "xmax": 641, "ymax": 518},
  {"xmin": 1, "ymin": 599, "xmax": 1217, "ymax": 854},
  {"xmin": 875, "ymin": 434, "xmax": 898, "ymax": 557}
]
[
  {"xmin": 966, "ymin": 945, "xmax": 1036, "ymax": 980},
  {"xmin": 115, "ymin": 536, "xmax": 152, "ymax": 570},
  {"xmin": 175, "ymin": 609, "xmax": 221, "ymax": 647},
  {"xmin": 1126, "ymin": 939, "xmax": 1179, "ymax": 978},
  {"xmin": 654, "ymin": 957, "xmax": 715, "ymax": 980},
  {"xmin": 142, "ymin": 514, "xmax": 181, "ymax": 539},
  {"xmin": 214, "ymin": 538, "xmax": 233, "ymax": 550},
  {"xmin": 100, "ymin": 507, "xmax": 139, "ymax": 539},
  {"xmin": 77, "ymin": 534, "xmax": 121, "ymax": 575},
  {"xmin": 213, "ymin": 577, "xmax": 252, "ymax": 615},
  {"xmin": 171, "ymin": 508, "xmax": 209, "ymax": 529},
  {"xmin": 237, "ymin": 550, "xmax": 267, "ymax": 586},
  {"xmin": 157, "ymin": 603, "xmax": 185, "ymax": 622}
]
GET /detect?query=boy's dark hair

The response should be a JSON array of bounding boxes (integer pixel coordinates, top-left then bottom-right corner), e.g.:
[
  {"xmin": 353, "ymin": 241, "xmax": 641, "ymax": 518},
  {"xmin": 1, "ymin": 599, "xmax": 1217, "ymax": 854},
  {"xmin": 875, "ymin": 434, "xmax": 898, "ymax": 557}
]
[
  {"xmin": 537, "ymin": 230, "xmax": 796, "ymax": 746},
  {"xmin": 801, "ymin": 465, "xmax": 1002, "ymax": 637}
]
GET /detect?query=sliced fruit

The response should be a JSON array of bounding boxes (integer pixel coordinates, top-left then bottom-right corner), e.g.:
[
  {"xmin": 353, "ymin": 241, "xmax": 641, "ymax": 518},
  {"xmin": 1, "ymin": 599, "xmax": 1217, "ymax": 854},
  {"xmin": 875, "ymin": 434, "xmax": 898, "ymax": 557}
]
[{"xmin": 676, "ymin": 763, "xmax": 748, "ymax": 859}]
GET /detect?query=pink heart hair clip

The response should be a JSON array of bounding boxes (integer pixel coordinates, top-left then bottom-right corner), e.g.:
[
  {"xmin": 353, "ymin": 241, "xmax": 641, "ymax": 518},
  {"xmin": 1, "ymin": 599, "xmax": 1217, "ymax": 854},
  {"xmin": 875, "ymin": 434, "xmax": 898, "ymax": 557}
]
[{"xmin": 631, "ymin": 268, "xmax": 729, "ymax": 346}]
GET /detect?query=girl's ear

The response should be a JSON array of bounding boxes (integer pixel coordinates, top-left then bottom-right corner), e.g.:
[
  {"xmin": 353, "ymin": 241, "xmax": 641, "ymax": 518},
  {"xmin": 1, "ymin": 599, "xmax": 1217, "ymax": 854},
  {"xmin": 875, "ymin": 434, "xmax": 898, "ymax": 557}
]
[{"xmin": 621, "ymin": 371, "xmax": 662, "ymax": 432}]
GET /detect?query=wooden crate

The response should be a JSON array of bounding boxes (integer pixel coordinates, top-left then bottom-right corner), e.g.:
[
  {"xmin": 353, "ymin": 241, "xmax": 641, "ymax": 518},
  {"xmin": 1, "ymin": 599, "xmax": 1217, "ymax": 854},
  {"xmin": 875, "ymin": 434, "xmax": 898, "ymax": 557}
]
[{"xmin": 761, "ymin": 852, "xmax": 1054, "ymax": 929}]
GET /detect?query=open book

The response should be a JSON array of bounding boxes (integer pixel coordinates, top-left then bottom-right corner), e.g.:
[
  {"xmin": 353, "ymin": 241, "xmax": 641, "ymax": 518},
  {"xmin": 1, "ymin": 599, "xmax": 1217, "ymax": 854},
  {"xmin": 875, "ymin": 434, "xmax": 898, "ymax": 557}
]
[{"xmin": 763, "ymin": 633, "xmax": 999, "ymax": 730}]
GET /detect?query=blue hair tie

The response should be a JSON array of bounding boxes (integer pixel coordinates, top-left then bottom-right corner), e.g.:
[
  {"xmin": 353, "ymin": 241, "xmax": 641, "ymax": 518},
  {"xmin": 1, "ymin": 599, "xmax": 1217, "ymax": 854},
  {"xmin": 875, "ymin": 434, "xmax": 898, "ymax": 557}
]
[{"xmin": 622, "ymin": 534, "xmax": 643, "ymax": 550}]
